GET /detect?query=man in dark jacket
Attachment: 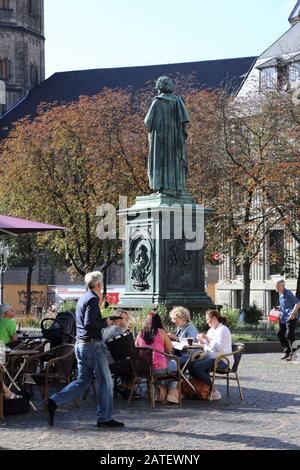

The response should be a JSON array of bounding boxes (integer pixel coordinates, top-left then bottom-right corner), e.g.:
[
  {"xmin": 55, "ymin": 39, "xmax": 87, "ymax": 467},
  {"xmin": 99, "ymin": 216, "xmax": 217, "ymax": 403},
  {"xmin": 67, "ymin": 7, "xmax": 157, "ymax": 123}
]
[{"xmin": 44, "ymin": 271, "xmax": 124, "ymax": 428}]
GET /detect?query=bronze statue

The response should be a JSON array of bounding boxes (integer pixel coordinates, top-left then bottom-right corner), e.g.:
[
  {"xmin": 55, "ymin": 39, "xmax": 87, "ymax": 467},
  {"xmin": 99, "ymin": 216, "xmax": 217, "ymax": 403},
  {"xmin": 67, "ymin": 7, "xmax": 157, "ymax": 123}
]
[
  {"xmin": 130, "ymin": 244, "xmax": 150, "ymax": 290},
  {"xmin": 144, "ymin": 76, "xmax": 189, "ymax": 195}
]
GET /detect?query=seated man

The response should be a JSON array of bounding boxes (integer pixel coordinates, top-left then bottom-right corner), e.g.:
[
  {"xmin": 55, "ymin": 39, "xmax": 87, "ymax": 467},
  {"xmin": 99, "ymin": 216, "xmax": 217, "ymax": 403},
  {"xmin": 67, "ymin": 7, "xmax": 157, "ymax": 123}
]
[
  {"xmin": 0, "ymin": 304, "xmax": 17, "ymax": 346},
  {"xmin": 102, "ymin": 310, "xmax": 130, "ymax": 365},
  {"xmin": 102, "ymin": 310, "xmax": 136, "ymax": 398}
]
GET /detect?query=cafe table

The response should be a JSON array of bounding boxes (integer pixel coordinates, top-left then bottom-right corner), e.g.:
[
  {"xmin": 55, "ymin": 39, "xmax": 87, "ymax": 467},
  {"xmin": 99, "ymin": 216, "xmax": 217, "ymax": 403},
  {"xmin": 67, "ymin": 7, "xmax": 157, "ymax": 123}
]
[
  {"xmin": 4, "ymin": 349, "xmax": 41, "ymax": 411},
  {"xmin": 177, "ymin": 343, "xmax": 206, "ymax": 394}
]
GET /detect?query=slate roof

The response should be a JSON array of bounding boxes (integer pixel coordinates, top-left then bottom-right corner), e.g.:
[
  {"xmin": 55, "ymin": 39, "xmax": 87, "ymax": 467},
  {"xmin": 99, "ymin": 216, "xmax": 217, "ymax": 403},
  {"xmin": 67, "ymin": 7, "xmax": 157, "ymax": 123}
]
[
  {"xmin": 260, "ymin": 21, "xmax": 300, "ymax": 59},
  {"xmin": 0, "ymin": 56, "xmax": 256, "ymax": 135}
]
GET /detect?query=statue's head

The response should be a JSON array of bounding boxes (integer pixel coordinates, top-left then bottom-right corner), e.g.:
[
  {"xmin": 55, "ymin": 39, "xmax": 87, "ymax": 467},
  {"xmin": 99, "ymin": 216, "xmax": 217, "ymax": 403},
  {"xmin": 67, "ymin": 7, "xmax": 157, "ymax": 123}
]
[{"xmin": 155, "ymin": 76, "xmax": 175, "ymax": 94}]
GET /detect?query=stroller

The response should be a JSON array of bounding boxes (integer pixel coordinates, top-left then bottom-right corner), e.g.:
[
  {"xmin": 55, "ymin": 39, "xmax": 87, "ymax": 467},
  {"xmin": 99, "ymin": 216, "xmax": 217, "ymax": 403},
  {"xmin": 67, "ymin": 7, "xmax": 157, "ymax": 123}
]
[
  {"xmin": 19, "ymin": 312, "xmax": 77, "ymax": 398},
  {"xmin": 40, "ymin": 311, "xmax": 76, "ymax": 361},
  {"xmin": 41, "ymin": 311, "xmax": 76, "ymax": 348}
]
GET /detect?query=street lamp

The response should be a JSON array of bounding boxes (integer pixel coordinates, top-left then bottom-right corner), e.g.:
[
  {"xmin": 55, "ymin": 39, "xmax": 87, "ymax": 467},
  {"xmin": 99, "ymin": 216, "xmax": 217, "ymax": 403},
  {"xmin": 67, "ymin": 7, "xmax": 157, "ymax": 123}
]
[{"xmin": 0, "ymin": 241, "xmax": 10, "ymax": 304}]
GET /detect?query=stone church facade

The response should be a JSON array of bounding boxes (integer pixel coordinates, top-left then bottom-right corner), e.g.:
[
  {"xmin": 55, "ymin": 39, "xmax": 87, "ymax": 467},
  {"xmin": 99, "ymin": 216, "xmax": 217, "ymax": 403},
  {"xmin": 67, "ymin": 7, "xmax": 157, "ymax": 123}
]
[{"xmin": 0, "ymin": 0, "xmax": 45, "ymax": 114}]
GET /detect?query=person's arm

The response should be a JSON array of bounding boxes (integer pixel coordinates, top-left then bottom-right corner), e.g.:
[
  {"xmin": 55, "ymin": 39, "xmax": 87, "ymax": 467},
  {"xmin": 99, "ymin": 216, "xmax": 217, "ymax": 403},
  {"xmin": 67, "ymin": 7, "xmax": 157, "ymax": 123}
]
[
  {"xmin": 84, "ymin": 297, "xmax": 108, "ymax": 335},
  {"xmin": 160, "ymin": 329, "xmax": 173, "ymax": 353},
  {"xmin": 9, "ymin": 320, "xmax": 17, "ymax": 343},
  {"xmin": 135, "ymin": 333, "xmax": 141, "ymax": 347},
  {"xmin": 185, "ymin": 324, "xmax": 198, "ymax": 341},
  {"xmin": 290, "ymin": 300, "xmax": 300, "ymax": 320},
  {"xmin": 167, "ymin": 332, "xmax": 179, "ymax": 342}
]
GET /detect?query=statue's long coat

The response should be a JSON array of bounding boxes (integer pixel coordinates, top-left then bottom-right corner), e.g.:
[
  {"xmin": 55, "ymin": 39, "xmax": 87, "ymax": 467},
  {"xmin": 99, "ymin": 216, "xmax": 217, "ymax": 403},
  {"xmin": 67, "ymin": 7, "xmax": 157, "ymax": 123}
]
[{"xmin": 144, "ymin": 93, "xmax": 189, "ymax": 194}]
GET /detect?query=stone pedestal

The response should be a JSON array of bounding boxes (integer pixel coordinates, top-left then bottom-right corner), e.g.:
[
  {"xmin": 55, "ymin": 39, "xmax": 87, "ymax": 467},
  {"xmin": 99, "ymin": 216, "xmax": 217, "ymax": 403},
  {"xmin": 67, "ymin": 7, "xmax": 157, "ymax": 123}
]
[{"xmin": 118, "ymin": 192, "xmax": 214, "ymax": 313}]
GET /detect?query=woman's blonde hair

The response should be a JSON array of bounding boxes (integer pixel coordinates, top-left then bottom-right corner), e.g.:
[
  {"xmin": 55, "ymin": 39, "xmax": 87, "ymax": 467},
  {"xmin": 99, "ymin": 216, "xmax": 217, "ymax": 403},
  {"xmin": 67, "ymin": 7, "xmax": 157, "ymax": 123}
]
[{"xmin": 169, "ymin": 306, "xmax": 191, "ymax": 322}]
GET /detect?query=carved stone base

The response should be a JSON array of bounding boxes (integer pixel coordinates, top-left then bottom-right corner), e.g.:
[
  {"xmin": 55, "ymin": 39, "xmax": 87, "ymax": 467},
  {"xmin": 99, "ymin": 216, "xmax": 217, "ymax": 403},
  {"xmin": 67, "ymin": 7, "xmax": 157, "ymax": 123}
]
[{"xmin": 118, "ymin": 192, "xmax": 214, "ymax": 313}]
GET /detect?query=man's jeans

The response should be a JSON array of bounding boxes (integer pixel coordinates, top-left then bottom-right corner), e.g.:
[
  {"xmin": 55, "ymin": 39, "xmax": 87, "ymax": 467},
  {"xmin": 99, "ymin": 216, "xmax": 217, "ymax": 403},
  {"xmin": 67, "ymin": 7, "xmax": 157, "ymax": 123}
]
[
  {"xmin": 189, "ymin": 357, "xmax": 228, "ymax": 387},
  {"xmin": 51, "ymin": 341, "xmax": 113, "ymax": 423},
  {"xmin": 277, "ymin": 319, "xmax": 296, "ymax": 355}
]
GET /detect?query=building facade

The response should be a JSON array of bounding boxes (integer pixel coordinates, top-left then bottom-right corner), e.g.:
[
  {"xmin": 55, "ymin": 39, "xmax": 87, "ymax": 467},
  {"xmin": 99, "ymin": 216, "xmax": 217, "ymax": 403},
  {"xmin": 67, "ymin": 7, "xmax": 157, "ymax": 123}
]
[
  {"xmin": 216, "ymin": 2, "xmax": 300, "ymax": 314},
  {"xmin": 0, "ymin": 0, "xmax": 45, "ymax": 114}
]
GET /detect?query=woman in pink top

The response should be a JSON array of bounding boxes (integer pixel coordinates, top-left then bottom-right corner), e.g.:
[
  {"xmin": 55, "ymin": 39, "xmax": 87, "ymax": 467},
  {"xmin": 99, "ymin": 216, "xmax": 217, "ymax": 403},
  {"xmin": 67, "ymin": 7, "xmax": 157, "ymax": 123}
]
[{"xmin": 136, "ymin": 312, "xmax": 179, "ymax": 403}]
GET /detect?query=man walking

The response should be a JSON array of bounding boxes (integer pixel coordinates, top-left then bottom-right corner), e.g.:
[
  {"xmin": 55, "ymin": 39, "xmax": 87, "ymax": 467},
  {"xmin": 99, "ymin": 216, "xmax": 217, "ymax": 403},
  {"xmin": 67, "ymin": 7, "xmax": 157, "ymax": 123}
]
[
  {"xmin": 44, "ymin": 271, "xmax": 124, "ymax": 428},
  {"xmin": 276, "ymin": 280, "xmax": 300, "ymax": 361}
]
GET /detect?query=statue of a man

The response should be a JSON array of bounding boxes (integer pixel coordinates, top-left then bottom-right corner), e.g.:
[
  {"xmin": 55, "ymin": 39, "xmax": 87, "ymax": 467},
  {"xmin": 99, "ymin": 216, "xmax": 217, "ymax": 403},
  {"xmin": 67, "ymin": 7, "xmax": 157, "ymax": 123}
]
[{"xmin": 144, "ymin": 76, "xmax": 189, "ymax": 195}]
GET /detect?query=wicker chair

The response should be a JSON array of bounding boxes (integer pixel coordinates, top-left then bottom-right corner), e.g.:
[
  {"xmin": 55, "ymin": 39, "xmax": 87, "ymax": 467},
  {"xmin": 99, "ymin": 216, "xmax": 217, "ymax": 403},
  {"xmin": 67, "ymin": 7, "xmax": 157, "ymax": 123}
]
[
  {"xmin": 128, "ymin": 346, "xmax": 182, "ymax": 408},
  {"xmin": 209, "ymin": 342, "xmax": 245, "ymax": 401},
  {"xmin": 22, "ymin": 344, "xmax": 75, "ymax": 399},
  {"xmin": 0, "ymin": 365, "xmax": 3, "ymax": 419}
]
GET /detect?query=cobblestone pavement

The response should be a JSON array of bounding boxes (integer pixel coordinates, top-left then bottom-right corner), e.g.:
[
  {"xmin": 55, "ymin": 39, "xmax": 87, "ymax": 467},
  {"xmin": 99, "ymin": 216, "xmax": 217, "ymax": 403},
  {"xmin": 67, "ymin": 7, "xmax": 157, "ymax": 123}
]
[{"xmin": 1, "ymin": 353, "xmax": 300, "ymax": 450}]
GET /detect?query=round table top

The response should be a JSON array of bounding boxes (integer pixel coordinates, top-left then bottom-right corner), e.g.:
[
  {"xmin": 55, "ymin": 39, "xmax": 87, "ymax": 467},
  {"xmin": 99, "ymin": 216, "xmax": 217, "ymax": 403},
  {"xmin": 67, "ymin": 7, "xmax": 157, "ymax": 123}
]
[{"xmin": 6, "ymin": 349, "xmax": 40, "ymax": 356}]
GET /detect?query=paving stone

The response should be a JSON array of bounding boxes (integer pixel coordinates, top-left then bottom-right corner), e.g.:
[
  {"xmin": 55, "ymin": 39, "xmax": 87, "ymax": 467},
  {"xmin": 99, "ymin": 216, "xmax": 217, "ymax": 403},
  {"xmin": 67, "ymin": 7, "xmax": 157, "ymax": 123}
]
[{"xmin": 0, "ymin": 354, "xmax": 299, "ymax": 450}]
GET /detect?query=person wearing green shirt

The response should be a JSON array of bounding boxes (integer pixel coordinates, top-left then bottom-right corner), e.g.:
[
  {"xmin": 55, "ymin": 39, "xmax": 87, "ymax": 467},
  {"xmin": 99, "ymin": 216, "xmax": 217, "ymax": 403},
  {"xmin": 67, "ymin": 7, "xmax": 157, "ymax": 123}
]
[{"xmin": 0, "ymin": 304, "xmax": 17, "ymax": 345}]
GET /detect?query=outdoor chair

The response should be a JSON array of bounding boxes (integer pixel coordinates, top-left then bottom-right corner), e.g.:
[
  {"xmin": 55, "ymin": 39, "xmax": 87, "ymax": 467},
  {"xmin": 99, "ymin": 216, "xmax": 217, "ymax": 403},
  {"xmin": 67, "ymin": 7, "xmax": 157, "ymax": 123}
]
[
  {"xmin": 209, "ymin": 342, "xmax": 245, "ymax": 401},
  {"xmin": 106, "ymin": 332, "xmax": 137, "ymax": 399},
  {"xmin": 128, "ymin": 346, "xmax": 182, "ymax": 408},
  {"xmin": 22, "ymin": 343, "xmax": 75, "ymax": 399},
  {"xmin": 0, "ymin": 365, "xmax": 3, "ymax": 419}
]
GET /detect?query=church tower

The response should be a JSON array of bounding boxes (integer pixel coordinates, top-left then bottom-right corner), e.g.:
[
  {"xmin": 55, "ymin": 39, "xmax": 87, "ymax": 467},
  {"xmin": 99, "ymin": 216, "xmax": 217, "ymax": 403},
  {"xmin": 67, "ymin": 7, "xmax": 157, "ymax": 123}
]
[{"xmin": 0, "ymin": 0, "xmax": 45, "ymax": 114}]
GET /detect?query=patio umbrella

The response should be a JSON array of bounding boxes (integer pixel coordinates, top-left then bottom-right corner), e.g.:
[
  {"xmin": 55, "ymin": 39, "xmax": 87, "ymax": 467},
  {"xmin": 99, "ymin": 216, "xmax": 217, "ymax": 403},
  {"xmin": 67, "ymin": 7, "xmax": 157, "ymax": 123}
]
[{"xmin": 0, "ymin": 214, "xmax": 65, "ymax": 236}]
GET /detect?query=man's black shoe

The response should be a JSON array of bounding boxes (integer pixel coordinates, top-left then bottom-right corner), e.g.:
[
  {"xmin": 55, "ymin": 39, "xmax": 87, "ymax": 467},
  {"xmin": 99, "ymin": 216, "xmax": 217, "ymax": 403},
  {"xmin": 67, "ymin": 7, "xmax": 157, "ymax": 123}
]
[
  {"xmin": 286, "ymin": 355, "xmax": 292, "ymax": 361},
  {"xmin": 97, "ymin": 419, "xmax": 124, "ymax": 428},
  {"xmin": 44, "ymin": 398, "xmax": 57, "ymax": 426},
  {"xmin": 281, "ymin": 353, "xmax": 290, "ymax": 360}
]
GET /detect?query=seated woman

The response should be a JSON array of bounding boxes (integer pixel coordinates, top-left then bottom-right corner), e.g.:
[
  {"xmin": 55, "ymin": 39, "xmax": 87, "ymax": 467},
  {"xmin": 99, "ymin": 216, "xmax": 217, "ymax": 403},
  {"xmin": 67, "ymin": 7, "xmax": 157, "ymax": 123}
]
[
  {"xmin": 189, "ymin": 309, "xmax": 233, "ymax": 400},
  {"xmin": 168, "ymin": 306, "xmax": 198, "ymax": 342},
  {"xmin": 0, "ymin": 304, "xmax": 17, "ymax": 346},
  {"xmin": 136, "ymin": 312, "xmax": 179, "ymax": 404},
  {"xmin": 2, "ymin": 383, "xmax": 21, "ymax": 400},
  {"xmin": 168, "ymin": 306, "xmax": 198, "ymax": 364}
]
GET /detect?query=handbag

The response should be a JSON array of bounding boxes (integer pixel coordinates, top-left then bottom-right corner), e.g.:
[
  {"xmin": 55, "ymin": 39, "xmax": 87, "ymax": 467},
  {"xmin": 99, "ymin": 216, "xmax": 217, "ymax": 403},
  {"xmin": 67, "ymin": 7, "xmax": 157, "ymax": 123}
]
[
  {"xmin": 3, "ymin": 390, "xmax": 30, "ymax": 415},
  {"xmin": 181, "ymin": 378, "xmax": 210, "ymax": 400},
  {"xmin": 268, "ymin": 308, "xmax": 280, "ymax": 323}
]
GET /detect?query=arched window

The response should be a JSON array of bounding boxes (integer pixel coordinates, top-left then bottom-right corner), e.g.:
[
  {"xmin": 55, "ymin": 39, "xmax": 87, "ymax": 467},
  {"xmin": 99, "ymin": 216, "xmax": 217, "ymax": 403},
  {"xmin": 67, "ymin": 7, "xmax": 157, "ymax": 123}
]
[
  {"xmin": 0, "ymin": 0, "xmax": 11, "ymax": 9},
  {"xmin": 30, "ymin": 64, "xmax": 39, "ymax": 87},
  {"xmin": 289, "ymin": 62, "xmax": 300, "ymax": 85},
  {"xmin": 0, "ymin": 57, "xmax": 9, "ymax": 80}
]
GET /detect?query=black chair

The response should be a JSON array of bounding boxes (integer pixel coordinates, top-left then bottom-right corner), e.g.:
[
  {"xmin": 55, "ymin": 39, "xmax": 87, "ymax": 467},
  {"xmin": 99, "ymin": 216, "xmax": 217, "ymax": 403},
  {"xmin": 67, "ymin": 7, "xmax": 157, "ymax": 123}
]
[
  {"xmin": 106, "ymin": 332, "xmax": 137, "ymax": 399},
  {"xmin": 209, "ymin": 342, "xmax": 245, "ymax": 401}
]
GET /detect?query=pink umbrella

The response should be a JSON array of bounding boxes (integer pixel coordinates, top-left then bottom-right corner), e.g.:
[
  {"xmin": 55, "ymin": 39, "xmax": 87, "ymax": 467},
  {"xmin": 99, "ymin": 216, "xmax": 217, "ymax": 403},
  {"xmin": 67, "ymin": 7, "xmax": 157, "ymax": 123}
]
[{"xmin": 0, "ymin": 214, "xmax": 65, "ymax": 236}]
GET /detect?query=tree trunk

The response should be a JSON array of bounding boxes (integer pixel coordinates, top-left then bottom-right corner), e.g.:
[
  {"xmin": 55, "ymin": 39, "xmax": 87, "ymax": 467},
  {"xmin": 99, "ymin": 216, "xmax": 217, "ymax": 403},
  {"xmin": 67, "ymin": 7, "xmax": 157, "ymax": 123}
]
[
  {"xmin": 242, "ymin": 262, "xmax": 251, "ymax": 310},
  {"xmin": 102, "ymin": 266, "xmax": 108, "ymax": 303},
  {"xmin": 296, "ymin": 263, "xmax": 300, "ymax": 299},
  {"xmin": 26, "ymin": 266, "xmax": 34, "ymax": 316}
]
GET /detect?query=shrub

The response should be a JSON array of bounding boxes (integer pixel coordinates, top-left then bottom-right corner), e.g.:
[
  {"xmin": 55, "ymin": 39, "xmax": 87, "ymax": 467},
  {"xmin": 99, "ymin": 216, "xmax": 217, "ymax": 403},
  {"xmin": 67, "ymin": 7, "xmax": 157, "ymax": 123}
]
[
  {"xmin": 59, "ymin": 300, "xmax": 77, "ymax": 314},
  {"xmin": 243, "ymin": 303, "xmax": 263, "ymax": 325},
  {"xmin": 192, "ymin": 313, "xmax": 208, "ymax": 332},
  {"xmin": 156, "ymin": 303, "xmax": 172, "ymax": 328},
  {"xmin": 220, "ymin": 307, "xmax": 240, "ymax": 330},
  {"xmin": 15, "ymin": 315, "xmax": 41, "ymax": 329}
]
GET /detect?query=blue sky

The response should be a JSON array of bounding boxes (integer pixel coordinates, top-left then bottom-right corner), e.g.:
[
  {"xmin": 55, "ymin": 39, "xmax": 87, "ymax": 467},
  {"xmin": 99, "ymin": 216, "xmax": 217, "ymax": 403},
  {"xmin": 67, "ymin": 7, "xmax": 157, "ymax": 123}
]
[{"xmin": 45, "ymin": 0, "xmax": 297, "ymax": 78}]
